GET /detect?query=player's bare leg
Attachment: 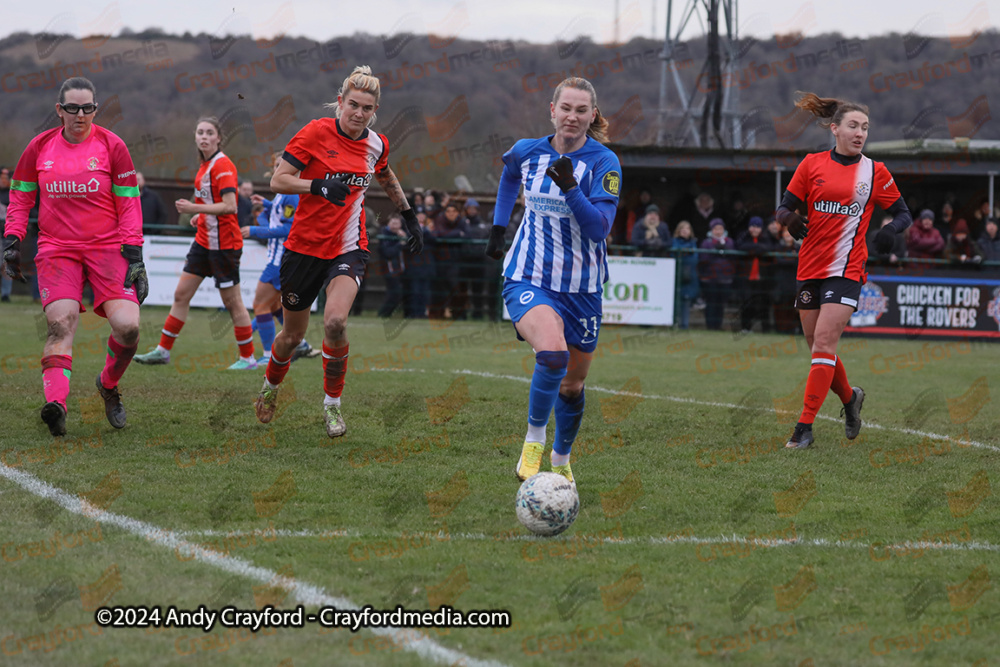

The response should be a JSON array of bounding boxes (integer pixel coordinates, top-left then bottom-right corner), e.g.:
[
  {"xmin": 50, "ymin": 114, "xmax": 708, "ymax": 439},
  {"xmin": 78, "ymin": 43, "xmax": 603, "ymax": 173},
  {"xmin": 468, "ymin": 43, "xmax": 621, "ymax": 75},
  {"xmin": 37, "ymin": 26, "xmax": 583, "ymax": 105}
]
[{"xmin": 320, "ymin": 275, "xmax": 359, "ymax": 438}]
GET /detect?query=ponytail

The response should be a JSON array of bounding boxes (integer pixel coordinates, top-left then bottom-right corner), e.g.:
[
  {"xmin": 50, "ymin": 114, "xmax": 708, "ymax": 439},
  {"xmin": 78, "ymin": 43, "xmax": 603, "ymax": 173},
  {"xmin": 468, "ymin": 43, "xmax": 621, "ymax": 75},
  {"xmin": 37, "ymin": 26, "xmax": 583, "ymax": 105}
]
[{"xmin": 794, "ymin": 91, "xmax": 869, "ymax": 126}]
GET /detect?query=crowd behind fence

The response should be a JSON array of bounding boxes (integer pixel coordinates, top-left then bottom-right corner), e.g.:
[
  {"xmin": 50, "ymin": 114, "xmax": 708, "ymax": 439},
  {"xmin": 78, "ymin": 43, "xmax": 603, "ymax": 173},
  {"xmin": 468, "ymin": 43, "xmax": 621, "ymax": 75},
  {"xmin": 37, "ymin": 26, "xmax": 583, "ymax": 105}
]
[{"xmin": 3, "ymin": 180, "xmax": 999, "ymax": 338}]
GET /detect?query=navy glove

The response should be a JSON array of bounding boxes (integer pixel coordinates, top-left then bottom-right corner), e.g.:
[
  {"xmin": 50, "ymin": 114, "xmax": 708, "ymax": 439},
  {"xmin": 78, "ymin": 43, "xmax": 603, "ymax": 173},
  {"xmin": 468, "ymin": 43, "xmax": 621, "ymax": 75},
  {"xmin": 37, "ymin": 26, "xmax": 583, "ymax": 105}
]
[
  {"xmin": 874, "ymin": 226, "xmax": 896, "ymax": 254},
  {"xmin": 485, "ymin": 226, "xmax": 507, "ymax": 260},
  {"xmin": 400, "ymin": 208, "xmax": 424, "ymax": 254},
  {"xmin": 2, "ymin": 235, "xmax": 27, "ymax": 283},
  {"xmin": 786, "ymin": 213, "xmax": 808, "ymax": 241},
  {"xmin": 310, "ymin": 175, "xmax": 352, "ymax": 206},
  {"xmin": 121, "ymin": 244, "xmax": 148, "ymax": 304},
  {"xmin": 545, "ymin": 156, "xmax": 577, "ymax": 193}
]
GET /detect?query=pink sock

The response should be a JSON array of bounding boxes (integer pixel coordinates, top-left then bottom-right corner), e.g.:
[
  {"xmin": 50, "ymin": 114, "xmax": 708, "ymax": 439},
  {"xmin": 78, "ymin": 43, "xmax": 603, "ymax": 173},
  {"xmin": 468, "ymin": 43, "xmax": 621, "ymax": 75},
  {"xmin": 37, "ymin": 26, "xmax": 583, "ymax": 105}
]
[
  {"xmin": 41, "ymin": 355, "xmax": 73, "ymax": 409},
  {"xmin": 100, "ymin": 335, "xmax": 138, "ymax": 389}
]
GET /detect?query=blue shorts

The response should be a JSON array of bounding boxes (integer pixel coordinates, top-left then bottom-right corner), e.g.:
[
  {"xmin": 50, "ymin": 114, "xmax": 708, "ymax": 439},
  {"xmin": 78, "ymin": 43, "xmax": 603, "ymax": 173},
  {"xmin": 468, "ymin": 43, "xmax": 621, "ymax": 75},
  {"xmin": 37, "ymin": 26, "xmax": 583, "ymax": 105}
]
[
  {"xmin": 503, "ymin": 280, "xmax": 603, "ymax": 353},
  {"xmin": 259, "ymin": 263, "xmax": 281, "ymax": 290}
]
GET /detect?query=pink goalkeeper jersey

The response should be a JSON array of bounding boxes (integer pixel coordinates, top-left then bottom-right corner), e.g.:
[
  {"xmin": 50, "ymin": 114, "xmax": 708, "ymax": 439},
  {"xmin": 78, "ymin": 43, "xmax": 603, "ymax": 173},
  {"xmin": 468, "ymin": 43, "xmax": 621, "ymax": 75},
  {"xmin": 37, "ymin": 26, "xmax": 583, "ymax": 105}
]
[{"xmin": 4, "ymin": 125, "xmax": 142, "ymax": 248}]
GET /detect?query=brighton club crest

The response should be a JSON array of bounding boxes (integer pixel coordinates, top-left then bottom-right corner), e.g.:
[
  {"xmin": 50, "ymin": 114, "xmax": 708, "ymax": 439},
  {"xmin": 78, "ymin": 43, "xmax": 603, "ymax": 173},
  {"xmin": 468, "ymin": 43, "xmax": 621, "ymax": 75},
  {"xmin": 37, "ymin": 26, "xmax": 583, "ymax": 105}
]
[{"xmin": 850, "ymin": 281, "xmax": 889, "ymax": 327}]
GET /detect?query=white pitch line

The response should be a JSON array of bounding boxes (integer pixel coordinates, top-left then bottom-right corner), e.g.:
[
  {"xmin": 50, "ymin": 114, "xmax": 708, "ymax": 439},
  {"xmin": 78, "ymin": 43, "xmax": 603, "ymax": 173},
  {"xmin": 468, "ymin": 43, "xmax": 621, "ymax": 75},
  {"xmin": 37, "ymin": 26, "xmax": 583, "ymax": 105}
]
[
  {"xmin": 175, "ymin": 527, "xmax": 1000, "ymax": 554},
  {"xmin": 370, "ymin": 367, "xmax": 1000, "ymax": 452},
  {"xmin": 0, "ymin": 463, "xmax": 509, "ymax": 667}
]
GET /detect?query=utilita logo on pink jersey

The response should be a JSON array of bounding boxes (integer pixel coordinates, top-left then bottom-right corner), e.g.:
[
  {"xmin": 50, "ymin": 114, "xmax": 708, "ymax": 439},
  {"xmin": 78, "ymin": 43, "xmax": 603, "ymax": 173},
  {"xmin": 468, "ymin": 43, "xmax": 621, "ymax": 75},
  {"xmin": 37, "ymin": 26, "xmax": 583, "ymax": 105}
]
[{"xmin": 46, "ymin": 177, "xmax": 101, "ymax": 195}]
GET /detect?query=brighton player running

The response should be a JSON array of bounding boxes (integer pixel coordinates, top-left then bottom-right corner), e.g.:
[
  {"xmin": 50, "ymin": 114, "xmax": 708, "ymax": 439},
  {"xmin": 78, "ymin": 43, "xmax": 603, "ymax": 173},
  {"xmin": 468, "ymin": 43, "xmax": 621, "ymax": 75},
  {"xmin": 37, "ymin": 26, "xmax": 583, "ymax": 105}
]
[
  {"xmin": 485, "ymin": 77, "xmax": 622, "ymax": 484},
  {"xmin": 135, "ymin": 117, "xmax": 256, "ymax": 369},
  {"xmin": 776, "ymin": 92, "xmax": 912, "ymax": 448},
  {"xmin": 243, "ymin": 152, "xmax": 317, "ymax": 363},
  {"xmin": 2, "ymin": 77, "xmax": 148, "ymax": 436},
  {"xmin": 254, "ymin": 65, "xmax": 423, "ymax": 437}
]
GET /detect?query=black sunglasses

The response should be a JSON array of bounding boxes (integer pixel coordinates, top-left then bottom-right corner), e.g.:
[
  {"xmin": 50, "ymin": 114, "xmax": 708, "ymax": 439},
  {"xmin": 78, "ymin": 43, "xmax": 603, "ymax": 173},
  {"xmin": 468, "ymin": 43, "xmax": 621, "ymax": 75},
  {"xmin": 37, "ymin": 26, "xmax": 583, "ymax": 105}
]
[{"xmin": 60, "ymin": 103, "xmax": 98, "ymax": 115}]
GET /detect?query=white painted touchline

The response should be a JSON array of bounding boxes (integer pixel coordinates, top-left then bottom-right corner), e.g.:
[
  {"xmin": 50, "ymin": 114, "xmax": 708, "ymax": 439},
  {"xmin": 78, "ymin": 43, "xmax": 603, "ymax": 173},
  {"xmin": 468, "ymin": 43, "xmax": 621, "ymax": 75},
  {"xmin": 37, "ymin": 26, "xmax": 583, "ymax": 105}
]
[
  {"xmin": 0, "ymin": 463, "xmax": 510, "ymax": 667},
  {"xmin": 175, "ymin": 526, "xmax": 1000, "ymax": 554},
  {"xmin": 369, "ymin": 367, "xmax": 1000, "ymax": 452}
]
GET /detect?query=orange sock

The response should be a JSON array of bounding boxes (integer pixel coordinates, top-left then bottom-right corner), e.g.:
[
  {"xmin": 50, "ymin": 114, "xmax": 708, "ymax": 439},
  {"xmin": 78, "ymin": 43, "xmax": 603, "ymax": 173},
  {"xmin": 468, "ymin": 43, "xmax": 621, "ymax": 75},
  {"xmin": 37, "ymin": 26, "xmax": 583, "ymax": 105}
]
[
  {"xmin": 830, "ymin": 355, "xmax": 853, "ymax": 404},
  {"xmin": 159, "ymin": 315, "xmax": 184, "ymax": 350},
  {"xmin": 235, "ymin": 325, "xmax": 254, "ymax": 358},
  {"xmin": 799, "ymin": 352, "xmax": 837, "ymax": 424},
  {"xmin": 323, "ymin": 343, "xmax": 349, "ymax": 398},
  {"xmin": 265, "ymin": 350, "xmax": 292, "ymax": 386}
]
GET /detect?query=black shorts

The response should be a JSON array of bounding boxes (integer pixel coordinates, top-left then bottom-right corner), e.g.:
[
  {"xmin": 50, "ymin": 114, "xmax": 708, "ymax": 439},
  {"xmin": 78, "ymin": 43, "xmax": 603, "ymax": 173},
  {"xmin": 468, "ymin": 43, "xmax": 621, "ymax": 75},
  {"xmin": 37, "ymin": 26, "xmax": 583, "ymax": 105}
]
[
  {"xmin": 183, "ymin": 241, "xmax": 241, "ymax": 289},
  {"xmin": 795, "ymin": 277, "xmax": 863, "ymax": 311},
  {"xmin": 279, "ymin": 248, "xmax": 369, "ymax": 311}
]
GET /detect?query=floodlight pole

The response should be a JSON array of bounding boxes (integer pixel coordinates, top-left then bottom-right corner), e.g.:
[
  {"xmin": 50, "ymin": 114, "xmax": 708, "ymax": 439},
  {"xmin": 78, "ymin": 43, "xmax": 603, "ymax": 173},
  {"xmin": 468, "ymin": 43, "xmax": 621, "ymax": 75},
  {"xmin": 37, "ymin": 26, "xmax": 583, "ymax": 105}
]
[{"xmin": 655, "ymin": 0, "xmax": 741, "ymax": 148}]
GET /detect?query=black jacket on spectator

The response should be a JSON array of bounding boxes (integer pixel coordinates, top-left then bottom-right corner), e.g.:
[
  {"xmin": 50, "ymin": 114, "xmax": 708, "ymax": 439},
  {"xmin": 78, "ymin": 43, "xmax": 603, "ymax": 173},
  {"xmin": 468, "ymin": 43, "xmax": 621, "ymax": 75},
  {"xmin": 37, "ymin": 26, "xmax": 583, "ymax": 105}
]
[
  {"xmin": 979, "ymin": 231, "xmax": 1000, "ymax": 262},
  {"xmin": 237, "ymin": 195, "xmax": 254, "ymax": 228},
  {"xmin": 735, "ymin": 230, "xmax": 776, "ymax": 272},
  {"xmin": 140, "ymin": 186, "xmax": 167, "ymax": 229}
]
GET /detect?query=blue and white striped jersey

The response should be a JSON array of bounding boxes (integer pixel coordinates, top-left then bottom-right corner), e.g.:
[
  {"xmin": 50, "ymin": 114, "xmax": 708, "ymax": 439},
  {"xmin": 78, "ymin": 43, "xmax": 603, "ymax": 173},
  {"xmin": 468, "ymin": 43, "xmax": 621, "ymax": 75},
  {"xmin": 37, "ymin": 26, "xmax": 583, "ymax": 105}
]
[
  {"xmin": 501, "ymin": 136, "xmax": 621, "ymax": 293},
  {"xmin": 250, "ymin": 193, "xmax": 299, "ymax": 268}
]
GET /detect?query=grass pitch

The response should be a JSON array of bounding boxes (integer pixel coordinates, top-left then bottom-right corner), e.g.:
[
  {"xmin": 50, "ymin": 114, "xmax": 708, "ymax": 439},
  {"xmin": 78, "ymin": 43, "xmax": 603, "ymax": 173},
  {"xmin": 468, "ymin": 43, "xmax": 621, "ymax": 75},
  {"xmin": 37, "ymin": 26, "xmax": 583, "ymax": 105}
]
[{"xmin": 1, "ymin": 297, "xmax": 998, "ymax": 666}]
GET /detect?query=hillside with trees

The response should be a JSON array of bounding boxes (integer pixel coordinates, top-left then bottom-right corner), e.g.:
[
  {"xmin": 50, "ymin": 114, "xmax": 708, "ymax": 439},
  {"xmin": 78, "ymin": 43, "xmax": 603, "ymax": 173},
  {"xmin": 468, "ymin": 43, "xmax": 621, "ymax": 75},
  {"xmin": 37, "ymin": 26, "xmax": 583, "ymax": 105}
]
[{"xmin": 0, "ymin": 28, "xmax": 997, "ymax": 191}]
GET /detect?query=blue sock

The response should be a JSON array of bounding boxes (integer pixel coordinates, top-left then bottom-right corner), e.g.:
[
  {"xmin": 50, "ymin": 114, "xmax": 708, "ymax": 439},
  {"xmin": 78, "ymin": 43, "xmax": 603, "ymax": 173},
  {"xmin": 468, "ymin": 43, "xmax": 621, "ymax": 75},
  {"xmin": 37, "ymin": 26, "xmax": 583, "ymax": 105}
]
[
  {"xmin": 528, "ymin": 351, "xmax": 569, "ymax": 430},
  {"xmin": 256, "ymin": 313, "xmax": 276, "ymax": 356},
  {"xmin": 553, "ymin": 389, "xmax": 585, "ymax": 456},
  {"xmin": 273, "ymin": 308, "xmax": 284, "ymax": 326},
  {"xmin": 251, "ymin": 318, "xmax": 258, "ymax": 333}
]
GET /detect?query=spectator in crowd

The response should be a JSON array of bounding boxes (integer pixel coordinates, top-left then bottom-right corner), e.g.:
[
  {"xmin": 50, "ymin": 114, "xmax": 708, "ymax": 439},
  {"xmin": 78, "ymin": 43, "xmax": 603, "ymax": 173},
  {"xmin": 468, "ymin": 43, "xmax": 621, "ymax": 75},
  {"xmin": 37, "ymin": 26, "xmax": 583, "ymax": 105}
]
[
  {"xmin": 937, "ymin": 201, "xmax": 955, "ymax": 239},
  {"xmin": 349, "ymin": 205, "xmax": 379, "ymax": 317},
  {"xmin": 464, "ymin": 198, "xmax": 483, "ymax": 227},
  {"xmin": 979, "ymin": 217, "xmax": 1000, "ymax": 263},
  {"xmin": 944, "ymin": 219, "xmax": 982, "ymax": 265},
  {"xmin": 671, "ymin": 220, "xmax": 699, "ymax": 329},
  {"xmin": 971, "ymin": 198, "xmax": 991, "ymax": 238},
  {"xmin": 377, "ymin": 214, "xmax": 407, "ymax": 317},
  {"xmin": 411, "ymin": 190, "xmax": 424, "ymax": 210},
  {"xmin": 690, "ymin": 192, "xmax": 717, "ymax": 240},
  {"xmin": 763, "ymin": 216, "xmax": 783, "ymax": 246},
  {"xmin": 632, "ymin": 188, "xmax": 656, "ymax": 220},
  {"xmin": 2, "ymin": 165, "xmax": 42, "ymax": 302},
  {"xmin": 727, "ymin": 192, "xmax": 751, "ymax": 238},
  {"xmin": 423, "ymin": 191, "xmax": 441, "ymax": 221},
  {"xmin": 0, "ymin": 166, "xmax": 9, "ymax": 302},
  {"xmin": 136, "ymin": 171, "xmax": 167, "ymax": 231},
  {"xmin": 698, "ymin": 218, "xmax": 734, "ymax": 330},
  {"xmin": 771, "ymin": 226, "xmax": 800, "ymax": 335},
  {"xmin": 429, "ymin": 202, "xmax": 469, "ymax": 318},
  {"xmin": 0, "ymin": 166, "xmax": 9, "ymax": 207},
  {"xmin": 237, "ymin": 179, "xmax": 255, "ymax": 228},
  {"xmin": 734, "ymin": 216, "xmax": 774, "ymax": 333},
  {"xmin": 403, "ymin": 207, "xmax": 434, "ymax": 318},
  {"xmin": 868, "ymin": 215, "xmax": 907, "ymax": 265},
  {"xmin": 462, "ymin": 198, "xmax": 492, "ymax": 319},
  {"xmin": 906, "ymin": 209, "xmax": 945, "ymax": 260},
  {"xmin": 631, "ymin": 204, "xmax": 671, "ymax": 256}
]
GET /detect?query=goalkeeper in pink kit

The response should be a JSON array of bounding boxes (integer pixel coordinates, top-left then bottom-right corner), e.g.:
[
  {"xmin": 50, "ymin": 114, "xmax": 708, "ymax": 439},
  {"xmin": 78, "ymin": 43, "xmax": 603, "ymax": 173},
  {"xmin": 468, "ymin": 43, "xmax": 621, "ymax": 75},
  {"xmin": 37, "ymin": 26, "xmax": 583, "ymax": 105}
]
[{"xmin": 2, "ymin": 77, "xmax": 148, "ymax": 436}]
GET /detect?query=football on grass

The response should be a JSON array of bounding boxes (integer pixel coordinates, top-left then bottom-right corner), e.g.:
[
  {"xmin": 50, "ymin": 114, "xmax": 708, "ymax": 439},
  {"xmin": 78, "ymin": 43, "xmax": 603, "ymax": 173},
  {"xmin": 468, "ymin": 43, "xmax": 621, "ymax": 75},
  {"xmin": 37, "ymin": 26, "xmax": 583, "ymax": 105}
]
[{"xmin": 516, "ymin": 473, "xmax": 580, "ymax": 536}]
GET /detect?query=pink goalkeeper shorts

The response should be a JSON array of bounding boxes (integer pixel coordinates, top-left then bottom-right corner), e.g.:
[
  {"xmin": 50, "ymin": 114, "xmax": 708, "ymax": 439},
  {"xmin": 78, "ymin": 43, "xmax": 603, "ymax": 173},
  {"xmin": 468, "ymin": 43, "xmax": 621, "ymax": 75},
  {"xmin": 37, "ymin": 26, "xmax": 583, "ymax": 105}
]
[{"xmin": 36, "ymin": 244, "xmax": 139, "ymax": 317}]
